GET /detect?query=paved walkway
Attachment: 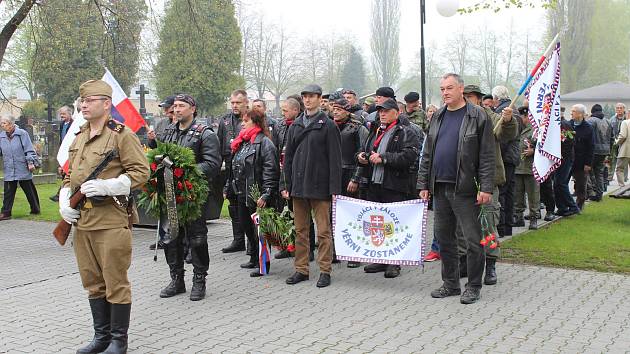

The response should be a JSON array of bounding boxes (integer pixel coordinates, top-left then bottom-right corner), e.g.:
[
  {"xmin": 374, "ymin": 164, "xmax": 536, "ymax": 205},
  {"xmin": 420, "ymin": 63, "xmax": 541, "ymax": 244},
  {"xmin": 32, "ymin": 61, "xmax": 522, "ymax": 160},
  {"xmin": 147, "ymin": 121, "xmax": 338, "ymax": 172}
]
[{"xmin": 1, "ymin": 211, "xmax": 629, "ymax": 353}]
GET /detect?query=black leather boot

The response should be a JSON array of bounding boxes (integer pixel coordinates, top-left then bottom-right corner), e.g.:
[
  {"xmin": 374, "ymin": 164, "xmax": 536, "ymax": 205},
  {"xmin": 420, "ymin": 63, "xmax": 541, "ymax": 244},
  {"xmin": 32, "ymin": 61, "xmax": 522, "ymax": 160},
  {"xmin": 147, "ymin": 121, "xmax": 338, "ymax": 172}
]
[
  {"xmin": 159, "ymin": 269, "xmax": 185, "ymax": 298},
  {"xmin": 459, "ymin": 255, "xmax": 467, "ymax": 278},
  {"xmin": 529, "ymin": 216, "xmax": 538, "ymax": 230},
  {"xmin": 103, "ymin": 304, "xmax": 130, "ymax": 354},
  {"xmin": 223, "ymin": 205, "xmax": 245, "ymax": 253},
  {"xmin": 189, "ymin": 273, "xmax": 206, "ymax": 301},
  {"xmin": 76, "ymin": 298, "xmax": 111, "ymax": 354},
  {"xmin": 484, "ymin": 258, "xmax": 497, "ymax": 285}
]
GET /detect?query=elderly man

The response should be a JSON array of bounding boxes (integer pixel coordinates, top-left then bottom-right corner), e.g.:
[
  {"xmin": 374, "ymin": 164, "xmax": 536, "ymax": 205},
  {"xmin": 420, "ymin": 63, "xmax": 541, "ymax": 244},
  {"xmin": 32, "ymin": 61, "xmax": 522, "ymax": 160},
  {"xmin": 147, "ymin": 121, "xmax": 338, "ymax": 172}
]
[
  {"xmin": 351, "ymin": 98, "xmax": 419, "ymax": 278},
  {"xmin": 418, "ymin": 73, "xmax": 495, "ymax": 304},
  {"xmin": 460, "ymin": 84, "xmax": 518, "ymax": 285},
  {"xmin": 50, "ymin": 106, "xmax": 75, "ymax": 202},
  {"xmin": 570, "ymin": 104, "xmax": 594, "ymax": 211},
  {"xmin": 61, "ymin": 80, "xmax": 149, "ymax": 353},
  {"xmin": 609, "ymin": 103, "xmax": 628, "ymax": 183}
]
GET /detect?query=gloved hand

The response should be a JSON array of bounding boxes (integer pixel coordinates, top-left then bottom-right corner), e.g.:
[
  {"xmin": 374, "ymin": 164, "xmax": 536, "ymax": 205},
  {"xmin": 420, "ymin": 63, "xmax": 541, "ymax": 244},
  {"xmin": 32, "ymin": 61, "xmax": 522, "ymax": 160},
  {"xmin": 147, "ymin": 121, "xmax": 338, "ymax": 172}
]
[
  {"xmin": 80, "ymin": 174, "xmax": 131, "ymax": 197},
  {"xmin": 59, "ymin": 187, "xmax": 80, "ymax": 225}
]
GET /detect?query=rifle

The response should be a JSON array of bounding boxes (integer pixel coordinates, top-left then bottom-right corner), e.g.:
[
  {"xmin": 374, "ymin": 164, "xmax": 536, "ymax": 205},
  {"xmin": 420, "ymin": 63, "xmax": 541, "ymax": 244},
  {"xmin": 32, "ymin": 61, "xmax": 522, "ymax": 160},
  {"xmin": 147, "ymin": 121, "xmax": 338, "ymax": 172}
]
[{"xmin": 52, "ymin": 149, "xmax": 119, "ymax": 245}]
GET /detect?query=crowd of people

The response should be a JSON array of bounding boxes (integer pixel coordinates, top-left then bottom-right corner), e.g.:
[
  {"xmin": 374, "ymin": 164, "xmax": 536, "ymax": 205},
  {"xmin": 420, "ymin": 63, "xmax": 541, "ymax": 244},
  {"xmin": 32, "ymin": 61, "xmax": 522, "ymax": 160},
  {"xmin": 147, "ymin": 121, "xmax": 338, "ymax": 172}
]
[{"xmin": 1, "ymin": 74, "xmax": 629, "ymax": 353}]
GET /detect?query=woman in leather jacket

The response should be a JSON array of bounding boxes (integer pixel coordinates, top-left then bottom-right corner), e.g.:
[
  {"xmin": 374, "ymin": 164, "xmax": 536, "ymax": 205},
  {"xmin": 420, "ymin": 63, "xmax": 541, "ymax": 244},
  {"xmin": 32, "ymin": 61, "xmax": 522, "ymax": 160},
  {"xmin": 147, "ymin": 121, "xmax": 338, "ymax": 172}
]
[{"xmin": 225, "ymin": 110, "xmax": 279, "ymax": 276}]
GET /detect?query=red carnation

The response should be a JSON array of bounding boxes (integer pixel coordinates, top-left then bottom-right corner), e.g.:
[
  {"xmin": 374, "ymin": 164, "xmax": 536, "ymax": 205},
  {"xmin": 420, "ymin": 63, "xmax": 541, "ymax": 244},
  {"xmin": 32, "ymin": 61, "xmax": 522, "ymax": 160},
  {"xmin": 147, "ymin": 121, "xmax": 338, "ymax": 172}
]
[
  {"xmin": 150, "ymin": 178, "xmax": 157, "ymax": 187},
  {"xmin": 480, "ymin": 239, "xmax": 488, "ymax": 246},
  {"xmin": 173, "ymin": 168, "xmax": 184, "ymax": 178},
  {"xmin": 185, "ymin": 180, "xmax": 193, "ymax": 190},
  {"xmin": 175, "ymin": 195, "xmax": 184, "ymax": 204},
  {"xmin": 489, "ymin": 242, "xmax": 498, "ymax": 249},
  {"xmin": 286, "ymin": 244, "xmax": 296, "ymax": 252},
  {"xmin": 485, "ymin": 235, "xmax": 492, "ymax": 241},
  {"xmin": 490, "ymin": 234, "xmax": 496, "ymax": 241},
  {"xmin": 150, "ymin": 162, "xmax": 157, "ymax": 171},
  {"xmin": 177, "ymin": 181, "xmax": 183, "ymax": 190}
]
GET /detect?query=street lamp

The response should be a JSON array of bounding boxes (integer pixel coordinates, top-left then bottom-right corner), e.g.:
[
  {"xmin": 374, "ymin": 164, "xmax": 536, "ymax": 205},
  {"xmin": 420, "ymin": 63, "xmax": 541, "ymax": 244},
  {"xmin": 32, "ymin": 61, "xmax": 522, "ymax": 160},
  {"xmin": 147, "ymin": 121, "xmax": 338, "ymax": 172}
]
[{"xmin": 420, "ymin": 0, "xmax": 459, "ymax": 110}]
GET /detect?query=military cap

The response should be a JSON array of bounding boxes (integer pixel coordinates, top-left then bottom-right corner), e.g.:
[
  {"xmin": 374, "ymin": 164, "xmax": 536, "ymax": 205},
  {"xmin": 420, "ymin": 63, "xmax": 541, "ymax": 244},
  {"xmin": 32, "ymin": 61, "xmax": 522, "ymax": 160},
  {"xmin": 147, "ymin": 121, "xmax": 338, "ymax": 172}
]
[
  {"xmin": 364, "ymin": 97, "xmax": 375, "ymax": 105},
  {"xmin": 376, "ymin": 98, "xmax": 399, "ymax": 111},
  {"xmin": 301, "ymin": 84, "xmax": 323, "ymax": 96},
  {"xmin": 79, "ymin": 80, "xmax": 112, "ymax": 98},
  {"xmin": 463, "ymin": 84, "xmax": 484, "ymax": 97},
  {"xmin": 404, "ymin": 91, "xmax": 420, "ymax": 103}
]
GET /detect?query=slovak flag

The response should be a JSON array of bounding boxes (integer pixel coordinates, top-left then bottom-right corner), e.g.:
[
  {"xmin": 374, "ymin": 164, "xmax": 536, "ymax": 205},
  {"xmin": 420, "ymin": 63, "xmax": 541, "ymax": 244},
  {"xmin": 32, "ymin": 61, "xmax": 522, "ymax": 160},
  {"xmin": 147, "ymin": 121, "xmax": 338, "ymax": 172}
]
[{"xmin": 57, "ymin": 69, "xmax": 146, "ymax": 173}]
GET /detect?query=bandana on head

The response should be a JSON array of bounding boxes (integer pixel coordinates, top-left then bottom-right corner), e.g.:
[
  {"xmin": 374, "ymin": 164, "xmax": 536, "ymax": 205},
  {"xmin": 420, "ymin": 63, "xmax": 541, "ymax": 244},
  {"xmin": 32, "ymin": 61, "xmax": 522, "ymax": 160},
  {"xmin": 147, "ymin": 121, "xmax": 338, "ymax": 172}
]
[{"xmin": 174, "ymin": 94, "xmax": 196, "ymax": 107}]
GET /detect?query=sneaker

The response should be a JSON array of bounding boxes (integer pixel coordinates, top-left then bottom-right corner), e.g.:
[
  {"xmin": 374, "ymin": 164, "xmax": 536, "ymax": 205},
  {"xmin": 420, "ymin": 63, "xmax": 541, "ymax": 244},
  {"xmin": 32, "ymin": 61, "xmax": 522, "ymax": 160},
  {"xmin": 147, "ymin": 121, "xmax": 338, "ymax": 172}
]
[
  {"xmin": 460, "ymin": 288, "xmax": 481, "ymax": 304},
  {"xmin": 430, "ymin": 286, "xmax": 461, "ymax": 298},
  {"xmin": 424, "ymin": 251, "xmax": 441, "ymax": 262}
]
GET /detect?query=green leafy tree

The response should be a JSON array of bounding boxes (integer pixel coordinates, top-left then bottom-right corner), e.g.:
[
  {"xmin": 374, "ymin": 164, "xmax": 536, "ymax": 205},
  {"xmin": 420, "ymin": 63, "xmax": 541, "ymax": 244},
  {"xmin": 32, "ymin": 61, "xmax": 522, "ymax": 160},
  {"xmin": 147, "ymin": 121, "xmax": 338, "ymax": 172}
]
[
  {"xmin": 30, "ymin": 0, "xmax": 146, "ymax": 106},
  {"xmin": 155, "ymin": 0, "xmax": 243, "ymax": 114},
  {"xmin": 340, "ymin": 46, "xmax": 367, "ymax": 95},
  {"xmin": 21, "ymin": 98, "xmax": 47, "ymax": 120}
]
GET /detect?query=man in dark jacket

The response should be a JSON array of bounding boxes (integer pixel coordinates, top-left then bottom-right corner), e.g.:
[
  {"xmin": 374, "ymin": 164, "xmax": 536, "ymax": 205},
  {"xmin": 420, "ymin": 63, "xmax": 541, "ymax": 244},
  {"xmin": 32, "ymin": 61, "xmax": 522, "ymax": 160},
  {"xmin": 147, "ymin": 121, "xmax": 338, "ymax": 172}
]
[
  {"xmin": 219, "ymin": 90, "xmax": 249, "ymax": 254},
  {"xmin": 418, "ymin": 73, "xmax": 495, "ymax": 304},
  {"xmin": 350, "ymin": 98, "xmax": 419, "ymax": 278},
  {"xmin": 366, "ymin": 87, "xmax": 396, "ymax": 129},
  {"xmin": 402, "ymin": 91, "xmax": 429, "ymax": 132},
  {"xmin": 570, "ymin": 104, "xmax": 595, "ymax": 211},
  {"xmin": 554, "ymin": 114, "xmax": 579, "ymax": 216},
  {"xmin": 159, "ymin": 94, "xmax": 222, "ymax": 301},
  {"xmin": 587, "ymin": 104, "xmax": 614, "ymax": 201},
  {"xmin": 491, "ymin": 85, "xmax": 519, "ymax": 237},
  {"xmin": 281, "ymin": 84, "xmax": 342, "ymax": 288},
  {"xmin": 342, "ymin": 89, "xmax": 367, "ymax": 122}
]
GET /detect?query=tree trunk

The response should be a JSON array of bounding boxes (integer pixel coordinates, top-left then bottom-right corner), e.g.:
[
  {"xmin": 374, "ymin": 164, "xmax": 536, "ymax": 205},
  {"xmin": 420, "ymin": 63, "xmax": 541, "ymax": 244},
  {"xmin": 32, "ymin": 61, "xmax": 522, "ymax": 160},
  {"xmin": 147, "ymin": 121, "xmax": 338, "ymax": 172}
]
[{"xmin": 0, "ymin": 0, "xmax": 36, "ymax": 65}]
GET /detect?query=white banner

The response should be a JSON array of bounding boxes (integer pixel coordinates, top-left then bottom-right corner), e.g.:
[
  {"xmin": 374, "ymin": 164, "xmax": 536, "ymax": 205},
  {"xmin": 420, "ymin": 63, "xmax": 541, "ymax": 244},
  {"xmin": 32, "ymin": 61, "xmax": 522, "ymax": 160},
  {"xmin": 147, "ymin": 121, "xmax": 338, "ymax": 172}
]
[
  {"xmin": 526, "ymin": 42, "xmax": 562, "ymax": 183},
  {"xmin": 332, "ymin": 195, "xmax": 428, "ymax": 266}
]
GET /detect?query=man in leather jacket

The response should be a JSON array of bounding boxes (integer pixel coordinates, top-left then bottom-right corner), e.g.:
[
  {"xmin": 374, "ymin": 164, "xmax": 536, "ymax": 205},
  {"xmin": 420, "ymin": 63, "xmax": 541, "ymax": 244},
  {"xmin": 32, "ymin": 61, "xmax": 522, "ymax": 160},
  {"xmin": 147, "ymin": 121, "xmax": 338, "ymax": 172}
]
[
  {"xmin": 159, "ymin": 94, "xmax": 221, "ymax": 302},
  {"xmin": 418, "ymin": 73, "xmax": 495, "ymax": 305}
]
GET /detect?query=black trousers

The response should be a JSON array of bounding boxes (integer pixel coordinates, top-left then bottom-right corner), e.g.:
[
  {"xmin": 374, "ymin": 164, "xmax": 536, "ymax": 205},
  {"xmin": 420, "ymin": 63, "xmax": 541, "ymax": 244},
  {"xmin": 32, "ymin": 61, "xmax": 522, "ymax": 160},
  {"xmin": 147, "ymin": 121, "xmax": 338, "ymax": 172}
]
[
  {"xmin": 366, "ymin": 184, "xmax": 408, "ymax": 203},
  {"xmin": 163, "ymin": 217, "xmax": 209, "ymax": 275},
  {"xmin": 539, "ymin": 174, "xmax": 555, "ymax": 213},
  {"xmin": 2, "ymin": 180, "xmax": 40, "ymax": 215},
  {"xmin": 433, "ymin": 183, "xmax": 485, "ymax": 290},
  {"xmin": 237, "ymin": 198, "xmax": 260, "ymax": 265},
  {"xmin": 498, "ymin": 163, "xmax": 516, "ymax": 235}
]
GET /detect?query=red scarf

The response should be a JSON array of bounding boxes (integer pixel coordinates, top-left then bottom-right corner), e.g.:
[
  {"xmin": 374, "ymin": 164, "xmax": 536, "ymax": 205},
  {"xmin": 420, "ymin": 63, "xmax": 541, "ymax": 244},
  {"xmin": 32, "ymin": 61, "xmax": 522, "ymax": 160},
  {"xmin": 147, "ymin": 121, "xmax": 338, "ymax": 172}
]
[
  {"xmin": 373, "ymin": 120, "xmax": 397, "ymax": 149},
  {"xmin": 285, "ymin": 118, "xmax": 295, "ymax": 127},
  {"xmin": 231, "ymin": 126, "xmax": 262, "ymax": 153}
]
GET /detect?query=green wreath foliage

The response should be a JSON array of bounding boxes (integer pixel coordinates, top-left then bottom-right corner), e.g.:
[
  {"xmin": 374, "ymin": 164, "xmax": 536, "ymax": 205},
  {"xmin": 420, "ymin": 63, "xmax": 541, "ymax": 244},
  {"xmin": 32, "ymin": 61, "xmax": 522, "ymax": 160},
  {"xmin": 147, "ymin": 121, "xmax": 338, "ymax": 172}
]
[{"xmin": 137, "ymin": 141, "xmax": 209, "ymax": 223}]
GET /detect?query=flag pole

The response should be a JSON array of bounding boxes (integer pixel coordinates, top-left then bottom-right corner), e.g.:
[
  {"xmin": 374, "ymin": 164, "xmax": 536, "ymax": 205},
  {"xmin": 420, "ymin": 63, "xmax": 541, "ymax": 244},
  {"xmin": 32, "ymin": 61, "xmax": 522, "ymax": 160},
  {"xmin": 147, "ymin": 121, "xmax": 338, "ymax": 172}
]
[{"xmin": 509, "ymin": 33, "xmax": 560, "ymax": 109}]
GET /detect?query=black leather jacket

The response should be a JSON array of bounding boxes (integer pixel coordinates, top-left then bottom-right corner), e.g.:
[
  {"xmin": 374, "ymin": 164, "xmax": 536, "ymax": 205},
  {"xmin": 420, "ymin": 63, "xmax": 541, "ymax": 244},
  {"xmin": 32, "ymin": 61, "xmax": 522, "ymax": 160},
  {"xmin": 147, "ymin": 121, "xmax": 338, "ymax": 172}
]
[
  {"xmin": 226, "ymin": 133, "xmax": 279, "ymax": 208},
  {"xmin": 161, "ymin": 119, "xmax": 222, "ymax": 181},
  {"xmin": 355, "ymin": 119, "xmax": 419, "ymax": 195},
  {"xmin": 418, "ymin": 102, "xmax": 495, "ymax": 196}
]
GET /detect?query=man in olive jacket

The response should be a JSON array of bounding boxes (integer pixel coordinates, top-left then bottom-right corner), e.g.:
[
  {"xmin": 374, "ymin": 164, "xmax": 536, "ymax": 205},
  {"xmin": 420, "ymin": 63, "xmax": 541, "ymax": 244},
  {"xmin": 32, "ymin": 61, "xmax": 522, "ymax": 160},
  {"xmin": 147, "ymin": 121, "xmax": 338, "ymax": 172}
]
[
  {"xmin": 281, "ymin": 84, "xmax": 342, "ymax": 288},
  {"xmin": 418, "ymin": 73, "xmax": 495, "ymax": 304}
]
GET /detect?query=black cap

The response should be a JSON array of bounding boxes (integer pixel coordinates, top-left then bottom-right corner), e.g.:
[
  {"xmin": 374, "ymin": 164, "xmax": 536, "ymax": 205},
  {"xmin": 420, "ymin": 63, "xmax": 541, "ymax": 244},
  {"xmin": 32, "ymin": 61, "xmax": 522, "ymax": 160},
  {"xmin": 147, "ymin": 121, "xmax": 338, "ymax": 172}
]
[
  {"xmin": 517, "ymin": 106, "xmax": 529, "ymax": 115},
  {"xmin": 404, "ymin": 91, "xmax": 420, "ymax": 103},
  {"xmin": 322, "ymin": 94, "xmax": 330, "ymax": 99},
  {"xmin": 375, "ymin": 87, "xmax": 395, "ymax": 99},
  {"xmin": 158, "ymin": 95, "xmax": 176, "ymax": 108},
  {"xmin": 376, "ymin": 98, "xmax": 399, "ymax": 111},
  {"xmin": 482, "ymin": 94, "xmax": 493, "ymax": 101},
  {"xmin": 301, "ymin": 84, "xmax": 323, "ymax": 96}
]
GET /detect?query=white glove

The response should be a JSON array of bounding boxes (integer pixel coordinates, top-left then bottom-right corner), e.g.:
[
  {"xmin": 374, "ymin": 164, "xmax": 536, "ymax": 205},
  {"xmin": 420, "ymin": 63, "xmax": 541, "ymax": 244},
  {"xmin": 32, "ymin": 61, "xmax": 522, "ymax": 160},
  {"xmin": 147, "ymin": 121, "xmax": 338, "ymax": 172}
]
[
  {"xmin": 80, "ymin": 175, "xmax": 131, "ymax": 197},
  {"xmin": 59, "ymin": 187, "xmax": 80, "ymax": 225}
]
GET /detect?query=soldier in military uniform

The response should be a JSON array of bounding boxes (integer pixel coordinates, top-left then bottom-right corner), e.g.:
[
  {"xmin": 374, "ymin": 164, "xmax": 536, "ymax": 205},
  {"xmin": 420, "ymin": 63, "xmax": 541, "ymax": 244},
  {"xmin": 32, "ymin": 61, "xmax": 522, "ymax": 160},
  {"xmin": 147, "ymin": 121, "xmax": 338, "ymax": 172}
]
[
  {"xmin": 159, "ymin": 94, "xmax": 221, "ymax": 301},
  {"xmin": 402, "ymin": 92, "xmax": 429, "ymax": 133},
  {"xmin": 59, "ymin": 80, "xmax": 149, "ymax": 353}
]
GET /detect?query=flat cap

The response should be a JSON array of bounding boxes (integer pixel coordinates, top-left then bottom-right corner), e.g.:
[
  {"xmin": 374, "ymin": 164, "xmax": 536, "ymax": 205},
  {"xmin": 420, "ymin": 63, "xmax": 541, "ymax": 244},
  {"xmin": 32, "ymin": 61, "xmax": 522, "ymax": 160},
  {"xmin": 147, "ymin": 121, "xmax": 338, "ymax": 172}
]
[
  {"xmin": 376, "ymin": 98, "xmax": 399, "ymax": 111},
  {"xmin": 463, "ymin": 84, "xmax": 484, "ymax": 96},
  {"xmin": 79, "ymin": 80, "xmax": 112, "ymax": 98},
  {"xmin": 301, "ymin": 84, "xmax": 323, "ymax": 96},
  {"xmin": 404, "ymin": 91, "xmax": 420, "ymax": 103},
  {"xmin": 375, "ymin": 87, "xmax": 395, "ymax": 99}
]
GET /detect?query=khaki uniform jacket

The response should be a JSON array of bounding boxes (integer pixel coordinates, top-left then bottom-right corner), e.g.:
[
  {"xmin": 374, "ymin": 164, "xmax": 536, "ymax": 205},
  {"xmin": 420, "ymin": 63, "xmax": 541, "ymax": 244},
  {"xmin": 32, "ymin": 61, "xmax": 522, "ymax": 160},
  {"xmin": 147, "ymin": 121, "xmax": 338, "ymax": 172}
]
[
  {"xmin": 616, "ymin": 119, "xmax": 630, "ymax": 158},
  {"xmin": 515, "ymin": 122, "xmax": 536, "ymax": 175},
  {"xmin": 63, "ymin": 118, "xmax": 150, "ymax": 230},
  {"xmin": 484, "ymin": 107, "xmax": 519, "ymax": 186}
]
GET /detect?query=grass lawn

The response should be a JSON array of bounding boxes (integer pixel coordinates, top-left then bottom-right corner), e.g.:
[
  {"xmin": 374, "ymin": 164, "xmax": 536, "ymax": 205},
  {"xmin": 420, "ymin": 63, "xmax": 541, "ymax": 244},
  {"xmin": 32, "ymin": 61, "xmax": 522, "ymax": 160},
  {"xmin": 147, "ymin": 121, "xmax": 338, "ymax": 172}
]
[
  {"xmin": 3, "ymin": 182, "xmax": 231, "ymax": 222},
  {"xmin": 501, "ymin": 197, "xmax": 630, "ymax": 274}
]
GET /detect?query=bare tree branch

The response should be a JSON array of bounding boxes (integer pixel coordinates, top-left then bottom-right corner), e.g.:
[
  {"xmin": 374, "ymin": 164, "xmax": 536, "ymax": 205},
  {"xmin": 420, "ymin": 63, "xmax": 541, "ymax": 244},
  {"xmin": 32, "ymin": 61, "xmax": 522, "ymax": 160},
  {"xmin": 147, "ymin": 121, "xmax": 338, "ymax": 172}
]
[{"xmin": 0, "ymin": 0, "xmax": 37, "ymax": 65}]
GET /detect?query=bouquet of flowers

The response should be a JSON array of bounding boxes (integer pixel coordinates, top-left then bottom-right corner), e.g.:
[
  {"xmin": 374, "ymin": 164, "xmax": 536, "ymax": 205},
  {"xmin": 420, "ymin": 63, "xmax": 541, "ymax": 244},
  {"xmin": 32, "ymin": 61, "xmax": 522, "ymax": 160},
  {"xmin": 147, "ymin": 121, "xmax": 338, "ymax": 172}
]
[
  {"xmin": 475, "ymin": 178, "xmax": 498, "ymax": 250},
  {"xmin": 249, "ymin": 184, "xmax": 295, "ymax": 250},
  {"xmin": 137, "ymin": 142, "xmax": 209, "ymax": 223}
]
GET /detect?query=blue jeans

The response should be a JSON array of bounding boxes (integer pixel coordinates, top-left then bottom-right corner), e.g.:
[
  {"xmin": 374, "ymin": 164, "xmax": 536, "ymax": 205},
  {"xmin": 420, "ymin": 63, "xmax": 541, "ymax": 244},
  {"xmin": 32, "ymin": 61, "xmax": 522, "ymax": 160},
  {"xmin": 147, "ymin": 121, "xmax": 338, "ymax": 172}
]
[{"xmin": 553, "ymin": 159, "xmax": 578, "ymax": 214}]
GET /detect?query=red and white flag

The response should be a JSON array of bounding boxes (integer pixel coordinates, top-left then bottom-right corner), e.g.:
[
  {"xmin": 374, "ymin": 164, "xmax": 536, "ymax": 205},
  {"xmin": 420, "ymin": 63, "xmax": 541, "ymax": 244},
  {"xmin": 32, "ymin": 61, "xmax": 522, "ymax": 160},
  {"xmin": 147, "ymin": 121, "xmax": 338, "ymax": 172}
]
[{"xmin": 57, "ymin": 69, "xmax": 146, "ymax": 172}]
